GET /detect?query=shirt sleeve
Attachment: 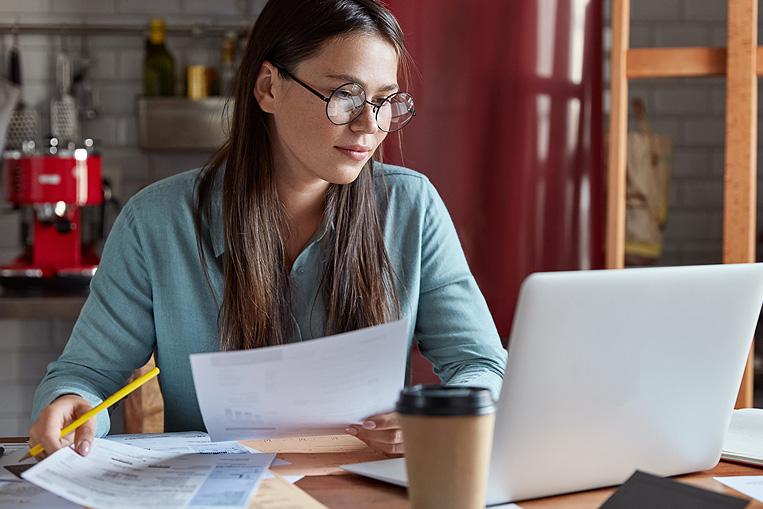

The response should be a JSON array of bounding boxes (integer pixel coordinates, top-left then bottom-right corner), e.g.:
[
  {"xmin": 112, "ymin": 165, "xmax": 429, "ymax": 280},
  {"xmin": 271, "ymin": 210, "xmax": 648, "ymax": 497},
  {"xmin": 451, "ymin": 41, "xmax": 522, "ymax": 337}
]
[
  {"xmin": 414, "ymin": 180, "xmax": 508, "ymax": 400},
  {"xmin": 31, "ymin": 202, "xmax": 156, "ymax": 437}
]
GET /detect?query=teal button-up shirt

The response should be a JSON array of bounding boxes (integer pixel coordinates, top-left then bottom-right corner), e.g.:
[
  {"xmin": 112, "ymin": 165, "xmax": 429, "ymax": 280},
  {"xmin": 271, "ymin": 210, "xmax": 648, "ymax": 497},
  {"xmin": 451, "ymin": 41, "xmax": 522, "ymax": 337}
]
[{"xmin": 32, "ymin": 164, "xmax": 507, "ymax": 436}]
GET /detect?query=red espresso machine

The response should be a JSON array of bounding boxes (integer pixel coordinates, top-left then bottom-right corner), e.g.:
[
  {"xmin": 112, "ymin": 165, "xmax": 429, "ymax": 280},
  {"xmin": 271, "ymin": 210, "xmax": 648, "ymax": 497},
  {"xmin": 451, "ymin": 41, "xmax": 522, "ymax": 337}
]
[{"xmin": 2, "ymin": 141, "xmax": 103, "ymax": 287}]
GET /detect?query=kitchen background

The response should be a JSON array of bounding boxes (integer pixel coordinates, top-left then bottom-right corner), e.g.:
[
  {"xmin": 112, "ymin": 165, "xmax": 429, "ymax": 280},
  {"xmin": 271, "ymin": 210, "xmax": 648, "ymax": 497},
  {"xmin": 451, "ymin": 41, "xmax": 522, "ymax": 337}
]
[
  {"xmin": 0, "ymin": 0, "xmax": 760, "ymax": 435},
  {"xmin": 0, "ymin": 0, "xmax": 266, "ymax": 434}
]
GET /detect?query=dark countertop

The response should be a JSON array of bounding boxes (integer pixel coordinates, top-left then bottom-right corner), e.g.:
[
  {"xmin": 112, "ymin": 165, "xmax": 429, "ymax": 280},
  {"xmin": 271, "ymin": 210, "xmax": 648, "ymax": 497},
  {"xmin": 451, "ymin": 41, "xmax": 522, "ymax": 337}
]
[{"xmin": 0, "ymin": 287, "xmax": 88, "ymax": 319}]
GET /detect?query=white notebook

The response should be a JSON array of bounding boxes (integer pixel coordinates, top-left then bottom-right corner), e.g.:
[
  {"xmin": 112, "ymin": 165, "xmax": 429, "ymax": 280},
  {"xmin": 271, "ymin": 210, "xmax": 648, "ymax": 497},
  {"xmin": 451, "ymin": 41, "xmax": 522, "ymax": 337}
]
[{"xmin": 722, "ymin": 408, "xmax": 763, "ymax": 466}]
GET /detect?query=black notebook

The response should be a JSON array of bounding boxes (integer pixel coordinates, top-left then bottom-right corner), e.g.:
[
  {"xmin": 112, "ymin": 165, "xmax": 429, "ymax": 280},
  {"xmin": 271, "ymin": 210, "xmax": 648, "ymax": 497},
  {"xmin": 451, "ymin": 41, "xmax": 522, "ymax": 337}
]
[{"xmin": 600, "ymin": 470, "xmax": 749, "ymax": 509}]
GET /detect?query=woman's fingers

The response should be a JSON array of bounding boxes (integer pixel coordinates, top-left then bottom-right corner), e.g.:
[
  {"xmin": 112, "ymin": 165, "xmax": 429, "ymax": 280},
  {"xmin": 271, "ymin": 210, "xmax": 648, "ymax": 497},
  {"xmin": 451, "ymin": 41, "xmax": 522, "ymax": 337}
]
[
  {"xmin": 346, "ymin": 411, "xmax": 405, "ymax": 456},
  {"xmin": 364, "ymin": 441, "xmax": 403, "ymax": 455},
  {"xmin": 33, "ymin": 407, "xmax": 67, "ymax": 457},
  {"xmin": 27, "ymin": 394, "xmax": 92, "ymax": 458},
  {"xmin": 72, "ymin": 400, "xmax": 95, "ymax": 456},
  {"xmin": 352, "ymin": 430, "xmax": 404, "ymax": 456},
  {"xmin": 360, "ymin": 411, "xmax": 399, "ymax": 430}
]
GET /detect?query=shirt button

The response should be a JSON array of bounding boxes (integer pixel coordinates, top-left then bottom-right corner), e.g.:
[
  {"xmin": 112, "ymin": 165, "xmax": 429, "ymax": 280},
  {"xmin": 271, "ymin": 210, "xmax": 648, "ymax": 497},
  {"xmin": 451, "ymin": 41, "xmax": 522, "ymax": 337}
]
[{"xmin": 297, "ymin": 267, "xmax": 305, "ymax": 275}]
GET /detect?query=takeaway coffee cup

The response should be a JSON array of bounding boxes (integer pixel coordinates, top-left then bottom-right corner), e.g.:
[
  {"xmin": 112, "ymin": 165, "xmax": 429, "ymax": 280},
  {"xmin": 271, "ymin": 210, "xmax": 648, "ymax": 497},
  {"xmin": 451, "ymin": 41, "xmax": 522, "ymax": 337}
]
[{"xmin": 396, "ymin": 385, "xmax": 496, "ymax": 509}]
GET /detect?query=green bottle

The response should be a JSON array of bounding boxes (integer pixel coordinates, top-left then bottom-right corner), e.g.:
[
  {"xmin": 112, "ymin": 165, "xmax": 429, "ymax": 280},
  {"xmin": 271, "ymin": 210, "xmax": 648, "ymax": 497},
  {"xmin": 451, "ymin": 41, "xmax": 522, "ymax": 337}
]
[{"xmin": 143, "ymin": 18, "xmax": 175, "ymax": 96}]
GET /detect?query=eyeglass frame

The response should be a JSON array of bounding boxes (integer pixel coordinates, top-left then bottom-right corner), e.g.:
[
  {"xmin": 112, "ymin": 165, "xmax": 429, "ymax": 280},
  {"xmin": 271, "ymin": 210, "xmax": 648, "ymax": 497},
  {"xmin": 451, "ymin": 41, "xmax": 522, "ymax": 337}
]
[{"xmin": 274, "ymin": 64, "xmax": 416, "ymax": 132}]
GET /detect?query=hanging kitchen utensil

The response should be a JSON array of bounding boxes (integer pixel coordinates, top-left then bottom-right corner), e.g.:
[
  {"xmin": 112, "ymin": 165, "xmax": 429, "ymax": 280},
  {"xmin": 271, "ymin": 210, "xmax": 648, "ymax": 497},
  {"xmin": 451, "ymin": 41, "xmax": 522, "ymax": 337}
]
[
  {"xmin": 0, "ymin": 78, "xmax": 20, "ymax": 154},
  {"xmin": 5, "ymin": 28, "xmax": 40, "ymax": 152},
  {"xmin": 74, "ymin": 32, "xmax": 98, "ymax": 120},
  {"xmin": 50, "ymin": 34, "xmax": 79, "ymax": 146}
]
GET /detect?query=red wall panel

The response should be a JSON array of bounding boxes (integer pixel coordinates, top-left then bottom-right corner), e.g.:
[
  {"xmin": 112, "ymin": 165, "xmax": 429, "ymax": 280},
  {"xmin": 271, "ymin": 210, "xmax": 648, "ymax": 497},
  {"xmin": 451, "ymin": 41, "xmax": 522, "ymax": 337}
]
[{"xmin": 385, "ymin": 0, "xmax": 605, "ymax": 344}]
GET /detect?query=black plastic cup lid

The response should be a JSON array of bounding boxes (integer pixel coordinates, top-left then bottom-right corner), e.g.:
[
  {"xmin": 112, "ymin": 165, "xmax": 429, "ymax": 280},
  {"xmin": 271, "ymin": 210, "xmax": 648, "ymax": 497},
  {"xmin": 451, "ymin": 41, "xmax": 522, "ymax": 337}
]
[{"xmin": 395, "ymin": 384, "xmax": 495, "ymax": 416}]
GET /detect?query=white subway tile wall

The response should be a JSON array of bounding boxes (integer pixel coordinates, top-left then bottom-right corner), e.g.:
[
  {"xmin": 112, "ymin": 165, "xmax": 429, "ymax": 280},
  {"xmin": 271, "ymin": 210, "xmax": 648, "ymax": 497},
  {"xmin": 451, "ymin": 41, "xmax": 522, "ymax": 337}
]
[
  {"xmin": 0, "ymin": 320, "xmax": 73, "ymax": 435},
  {"xmin": 0, "ymin": 0, "xmax": 265, "ymax": 435}
]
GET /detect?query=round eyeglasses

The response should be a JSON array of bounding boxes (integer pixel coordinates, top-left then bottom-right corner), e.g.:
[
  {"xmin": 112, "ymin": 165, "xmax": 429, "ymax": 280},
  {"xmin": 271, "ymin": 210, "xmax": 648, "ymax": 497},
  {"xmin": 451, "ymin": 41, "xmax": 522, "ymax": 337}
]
[{"xmin": 276, "ymin": 66, "xmax": 416, "ymax": 133}]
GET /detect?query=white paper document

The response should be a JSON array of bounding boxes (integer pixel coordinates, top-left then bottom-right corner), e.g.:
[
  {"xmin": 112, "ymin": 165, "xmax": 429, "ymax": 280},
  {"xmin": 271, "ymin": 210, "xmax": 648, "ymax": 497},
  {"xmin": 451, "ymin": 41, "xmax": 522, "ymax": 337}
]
[
  {"xmin": 714, "ymin": 476, "xmax": 763, "ymax": 502},
  {"xmin": 106, "ymin": 431, "xmax": 253, "ymax": 454},
  {"xmin": 722, "ymin": 408, "xmax": 763, "ymax": 466},
  {"xmin": 0, "ymin": 480, "xmax": 80, "ymax": 508},
  {"xmin": 190, "ymin": 319, "xmax": 409, "ymax": 441},
  {"xmin": 107, "ymin": 431, "xmax": 290, "ymax": 466},
  {"xmin": 21, "ymin": 438, "xmax": 276, "ymax": 509}
]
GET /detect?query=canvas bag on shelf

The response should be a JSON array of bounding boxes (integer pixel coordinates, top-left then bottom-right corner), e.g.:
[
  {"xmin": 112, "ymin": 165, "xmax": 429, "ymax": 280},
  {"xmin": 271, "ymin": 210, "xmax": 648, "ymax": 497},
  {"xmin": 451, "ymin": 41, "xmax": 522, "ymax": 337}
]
[{"xmin": 625, "ymin": 98, "xmax": 672, "ymax": 265}]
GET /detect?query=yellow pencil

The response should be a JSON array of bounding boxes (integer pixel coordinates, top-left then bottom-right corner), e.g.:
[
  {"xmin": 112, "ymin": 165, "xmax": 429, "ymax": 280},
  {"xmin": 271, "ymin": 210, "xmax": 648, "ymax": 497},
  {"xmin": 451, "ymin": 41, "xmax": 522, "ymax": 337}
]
[{"xmin": 23, "ymin": 367, "xmax": 160, "ymax": 460}]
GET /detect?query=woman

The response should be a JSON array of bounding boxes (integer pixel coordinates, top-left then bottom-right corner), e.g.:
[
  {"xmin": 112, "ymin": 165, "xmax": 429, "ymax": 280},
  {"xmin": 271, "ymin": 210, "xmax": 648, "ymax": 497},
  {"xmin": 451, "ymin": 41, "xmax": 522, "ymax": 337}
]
[{"xmin": 29, "ymin": 0, "xmax": 506, "ymax": 458}]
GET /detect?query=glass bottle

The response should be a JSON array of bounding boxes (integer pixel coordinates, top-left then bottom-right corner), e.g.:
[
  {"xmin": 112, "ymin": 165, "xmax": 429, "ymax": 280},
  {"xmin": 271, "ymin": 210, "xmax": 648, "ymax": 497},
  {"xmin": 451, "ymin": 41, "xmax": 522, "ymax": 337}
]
[
  {"xmin": 184, "ymin": 26, "xmax": 218, "ymax": 99},
  {"xmin": 220, "ymin": 31, "xmax": 237, "ymax": 97},
  {"xmin": 143, "ymin": 17, "xmax": 176, "ymax": 96}
]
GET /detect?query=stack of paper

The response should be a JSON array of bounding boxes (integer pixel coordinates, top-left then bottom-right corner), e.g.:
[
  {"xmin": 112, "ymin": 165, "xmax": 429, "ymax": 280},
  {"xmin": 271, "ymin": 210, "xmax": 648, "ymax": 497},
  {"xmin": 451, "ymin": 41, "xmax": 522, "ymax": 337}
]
[
  {"xmin": 20, "ymin": 438, "xmax": 275, "ymax": 509},
  {"xmin": 0, "ymin": 442, "xmax": 77, "ymax": 508},
  {"xmin": 722, "ymin": 408, "xmax": 763, "ymax": 466},
  {"xmin": 0, "ymin": 480, "xmax": 79, "ymax": 509},
  {"xmin": 107, "ymin": 431, "xmax": 293, "ymax": 470},
  {"xmin": 106, "ymin": 430, "xmax": 255, "ymax": 454},
  {"xmin": 0, "ymin": 432, "xmax": 322, "ymax": 509}
]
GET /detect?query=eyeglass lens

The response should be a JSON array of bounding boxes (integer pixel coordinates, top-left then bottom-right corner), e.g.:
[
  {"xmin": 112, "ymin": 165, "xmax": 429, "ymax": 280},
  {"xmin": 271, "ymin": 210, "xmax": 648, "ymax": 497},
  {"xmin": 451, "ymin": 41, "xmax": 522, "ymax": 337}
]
[{"xmin": 327, "ymin": 83, "xmax": 414, "ymax": 132}]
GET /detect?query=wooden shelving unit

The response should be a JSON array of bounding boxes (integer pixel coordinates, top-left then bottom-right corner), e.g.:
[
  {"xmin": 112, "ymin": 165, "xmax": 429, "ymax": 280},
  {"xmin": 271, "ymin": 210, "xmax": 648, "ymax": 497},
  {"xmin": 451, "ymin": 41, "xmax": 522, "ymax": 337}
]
[{"xmin": 607, "ymin": 0, "xmax": 758, "ymax": 407}]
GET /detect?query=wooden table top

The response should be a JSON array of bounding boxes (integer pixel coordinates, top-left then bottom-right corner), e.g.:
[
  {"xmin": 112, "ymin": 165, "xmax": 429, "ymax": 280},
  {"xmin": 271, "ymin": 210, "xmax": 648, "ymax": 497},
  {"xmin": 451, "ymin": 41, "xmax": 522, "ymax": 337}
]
[
  {"xmin": 5, "ymin": 436, "xmax": 763, "ymax": 508},
  {"xmin": 243, "ymin": 434, "xmax": 763, "ymax": 508},
  {"xmin": 293, "ymin": 460, "xmax": 763, "ymax": 509}
]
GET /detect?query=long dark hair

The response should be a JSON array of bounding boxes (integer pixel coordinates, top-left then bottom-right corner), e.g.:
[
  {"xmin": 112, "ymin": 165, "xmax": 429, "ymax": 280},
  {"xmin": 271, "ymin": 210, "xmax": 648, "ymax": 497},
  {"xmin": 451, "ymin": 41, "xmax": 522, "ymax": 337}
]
[{"xmin": 194, "ymin": 0, "xmax": 407, "ymax": 350}]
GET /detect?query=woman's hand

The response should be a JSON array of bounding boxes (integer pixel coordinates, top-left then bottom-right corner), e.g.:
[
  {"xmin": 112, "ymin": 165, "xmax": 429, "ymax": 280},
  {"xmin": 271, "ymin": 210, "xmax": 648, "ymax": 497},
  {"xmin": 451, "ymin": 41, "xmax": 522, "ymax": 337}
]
[
  {"xmin": 345, "ymin": 412, "xmax": 404, "ymax": 456},
  {"xmin": 28, "ymin": 394, "xmax": 95, "ymax": 459}
]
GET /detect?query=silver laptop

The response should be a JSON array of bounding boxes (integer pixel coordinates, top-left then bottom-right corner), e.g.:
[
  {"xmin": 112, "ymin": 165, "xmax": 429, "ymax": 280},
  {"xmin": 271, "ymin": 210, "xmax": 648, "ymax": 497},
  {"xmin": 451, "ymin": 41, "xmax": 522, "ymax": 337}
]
[{"xmin": 342, "ymin": 264, "xmax": 763, "ymax": 505}]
